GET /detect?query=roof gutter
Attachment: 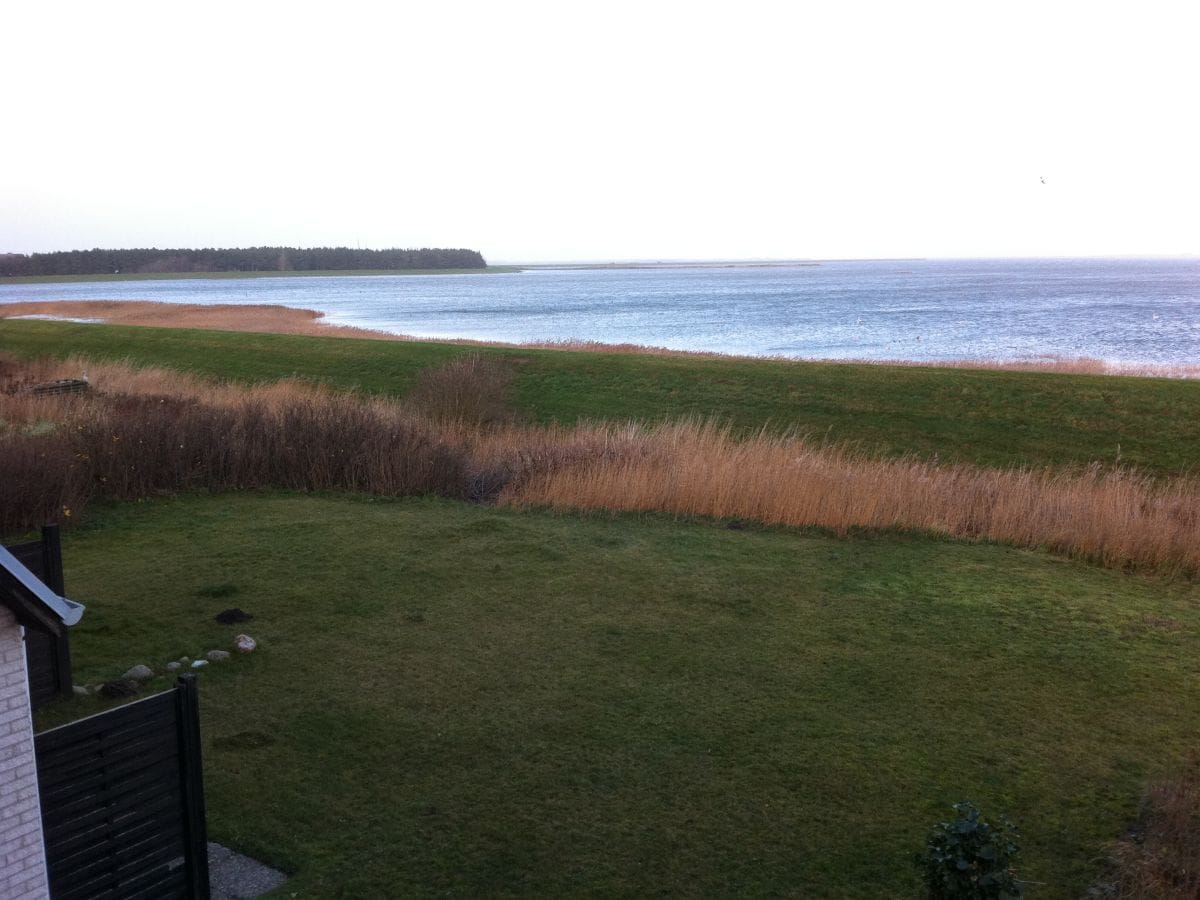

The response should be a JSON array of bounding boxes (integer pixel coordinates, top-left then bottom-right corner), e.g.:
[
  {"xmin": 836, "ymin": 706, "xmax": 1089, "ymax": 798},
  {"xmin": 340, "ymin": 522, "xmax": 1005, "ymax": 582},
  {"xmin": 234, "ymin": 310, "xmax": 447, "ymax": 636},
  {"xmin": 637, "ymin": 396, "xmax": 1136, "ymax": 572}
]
[{"xmin": 0, "ymin": 545, "xmax": 85, "ymax": 627}]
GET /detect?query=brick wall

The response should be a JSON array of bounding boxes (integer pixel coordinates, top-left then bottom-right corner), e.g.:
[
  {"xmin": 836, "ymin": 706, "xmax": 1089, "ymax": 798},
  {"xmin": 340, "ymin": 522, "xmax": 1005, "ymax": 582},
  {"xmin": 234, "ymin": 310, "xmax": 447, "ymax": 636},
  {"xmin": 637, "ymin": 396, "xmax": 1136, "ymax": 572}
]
[{"xmin": 0, "ymin": 606, "xmax": 49, "ymax": 899}]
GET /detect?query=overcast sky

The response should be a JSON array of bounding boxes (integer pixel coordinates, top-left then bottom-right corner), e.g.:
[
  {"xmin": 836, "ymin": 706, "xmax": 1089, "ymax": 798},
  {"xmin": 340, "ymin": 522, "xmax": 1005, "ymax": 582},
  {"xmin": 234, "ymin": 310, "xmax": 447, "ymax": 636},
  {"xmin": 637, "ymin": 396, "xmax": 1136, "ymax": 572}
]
[{"xmin": 3, "ymin": 1, "xmax": 1196, "ymax": 262}]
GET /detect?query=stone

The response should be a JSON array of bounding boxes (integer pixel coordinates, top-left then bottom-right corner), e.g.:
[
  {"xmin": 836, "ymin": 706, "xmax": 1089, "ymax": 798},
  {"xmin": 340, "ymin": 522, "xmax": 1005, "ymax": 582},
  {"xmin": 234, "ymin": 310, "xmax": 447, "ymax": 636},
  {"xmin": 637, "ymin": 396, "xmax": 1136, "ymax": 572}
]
[
  {"xmin": 72, "ymin": 685, "xmax": 89, "ymax": 697},
  {"xmin": 207, "ymin": 650, "xmax": 231, "ymax": 662},
  {"xmin": 191, "ymin": 659, "xmax": 209, "ymax": 668},
  {"xmin": 235, "ymin": 634, "xmax": 257, "ymax": 653},
  {"xmin": 179, "ymin": 657, "xmax": 191, "ymax": 665},
  {"xmin": 123, "ymin": 664, "xmax": 153, "ymax": 681},
  {"xmin": 166, "ymin": 661, "xmax": 182, "ymax": 672}
]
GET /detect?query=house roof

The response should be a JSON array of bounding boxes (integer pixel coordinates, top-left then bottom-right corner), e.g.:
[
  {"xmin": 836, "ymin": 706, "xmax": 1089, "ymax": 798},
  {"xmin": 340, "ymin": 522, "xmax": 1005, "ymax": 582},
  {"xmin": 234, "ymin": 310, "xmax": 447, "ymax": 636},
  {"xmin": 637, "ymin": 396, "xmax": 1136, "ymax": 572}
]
[{"xmin": 0, "ymin": 545, "xmax": 85, "ymax": 635}]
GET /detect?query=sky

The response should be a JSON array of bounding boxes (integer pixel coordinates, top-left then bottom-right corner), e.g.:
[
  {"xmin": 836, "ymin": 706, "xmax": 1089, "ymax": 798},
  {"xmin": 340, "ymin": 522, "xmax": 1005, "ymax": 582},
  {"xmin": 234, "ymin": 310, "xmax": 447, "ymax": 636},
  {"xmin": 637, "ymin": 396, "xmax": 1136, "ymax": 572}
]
[{"xmin": 2, "ymin": 0, "xmax": 1197, "ymax": 263}]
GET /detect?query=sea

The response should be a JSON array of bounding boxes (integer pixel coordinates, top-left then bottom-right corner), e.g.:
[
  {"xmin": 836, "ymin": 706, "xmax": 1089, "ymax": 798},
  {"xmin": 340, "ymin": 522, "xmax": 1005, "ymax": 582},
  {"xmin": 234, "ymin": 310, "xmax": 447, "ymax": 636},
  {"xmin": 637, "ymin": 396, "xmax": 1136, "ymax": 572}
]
[{"xmin": 2, "ymin": 258, "xmax": 1198, "ymax": 366}]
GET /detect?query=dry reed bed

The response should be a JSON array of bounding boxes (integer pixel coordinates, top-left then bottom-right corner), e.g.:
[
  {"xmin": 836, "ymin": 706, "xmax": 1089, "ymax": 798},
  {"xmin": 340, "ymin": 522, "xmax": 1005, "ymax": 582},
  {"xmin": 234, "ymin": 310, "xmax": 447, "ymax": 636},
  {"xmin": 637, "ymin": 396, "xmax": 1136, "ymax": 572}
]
[
  {"xmin": 0, "ymin": 357, "xmax": 467, "ymax": 533},
  {"xmin": 498, "ymin": 421, "xmax": 1200, "ymax": 574},
  {"xmin": 0, "ymin": 301, "xmax": 418, "ymax": 341},
  {"xmin": 3, "ymin": 356, "xmax": 1198, "ymax": 574},
  {"xmin": 1094, "ymin": 757, "xmax": 1200, "ymax": 898}
]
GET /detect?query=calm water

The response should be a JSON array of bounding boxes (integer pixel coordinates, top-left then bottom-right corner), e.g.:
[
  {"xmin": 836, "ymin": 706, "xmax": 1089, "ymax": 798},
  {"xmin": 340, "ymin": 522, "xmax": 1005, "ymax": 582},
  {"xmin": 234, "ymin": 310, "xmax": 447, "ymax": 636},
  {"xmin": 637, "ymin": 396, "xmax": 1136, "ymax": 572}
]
[{"xmin": 2, "ymin": 258, "xmax": 1199, "ymax": 365}]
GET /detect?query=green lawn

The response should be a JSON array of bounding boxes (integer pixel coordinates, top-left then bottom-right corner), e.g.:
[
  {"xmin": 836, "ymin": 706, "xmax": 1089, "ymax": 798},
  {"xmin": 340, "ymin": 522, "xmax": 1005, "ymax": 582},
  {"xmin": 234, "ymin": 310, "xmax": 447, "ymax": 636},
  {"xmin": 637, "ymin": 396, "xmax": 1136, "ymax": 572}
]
[
  {"xmin": 38, "ymin": 494, "xmax": 1200, "ymax": 897},
  {"xmin": 3, "ymin": 318, "xmax": 1199, "ymax": 474}
]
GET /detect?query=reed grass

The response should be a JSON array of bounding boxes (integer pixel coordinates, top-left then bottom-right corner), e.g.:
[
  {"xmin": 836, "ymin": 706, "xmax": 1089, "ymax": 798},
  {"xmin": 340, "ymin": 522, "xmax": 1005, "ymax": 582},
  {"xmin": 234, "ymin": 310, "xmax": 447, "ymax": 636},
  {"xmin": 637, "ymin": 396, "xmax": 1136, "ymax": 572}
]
[
  {"xmin": 1095, "ymin": 757, "xmax": 1200, "ymax": 898},
  {"xmin": 0, "ymin": 356, "xmax": 466, "ymax": 533},
  {"xmin": 0, "ymin": 300, "xmax": 420, "ymax": 341},
  {"xmin": 4, "ymin": 355, "xmax": 1198, "ymax": 574},
  {"xmin": 405, "ymin": 352, "xmax": 514, "ymax": 427},
  {"xmin": 498, "ymin": 420, "xmax": 1200, "ymax": 574}
]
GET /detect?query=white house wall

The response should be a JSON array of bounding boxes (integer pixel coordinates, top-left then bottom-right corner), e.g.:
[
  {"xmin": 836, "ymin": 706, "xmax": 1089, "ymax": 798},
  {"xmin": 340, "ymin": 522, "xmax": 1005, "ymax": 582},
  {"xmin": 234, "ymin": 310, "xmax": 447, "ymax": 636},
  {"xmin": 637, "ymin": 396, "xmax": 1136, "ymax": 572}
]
[{"xmin": 0, "ymin": 607, "xmax": 50, "ymax": 899}]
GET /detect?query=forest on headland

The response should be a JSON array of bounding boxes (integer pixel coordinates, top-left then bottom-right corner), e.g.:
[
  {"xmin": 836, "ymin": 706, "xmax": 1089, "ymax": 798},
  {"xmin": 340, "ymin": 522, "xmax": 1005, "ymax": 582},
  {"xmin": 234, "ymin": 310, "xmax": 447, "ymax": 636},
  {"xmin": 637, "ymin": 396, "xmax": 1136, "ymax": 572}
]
[{"xmin": 0, "ymin": 245, "xmax": 487, "ymax": 277}]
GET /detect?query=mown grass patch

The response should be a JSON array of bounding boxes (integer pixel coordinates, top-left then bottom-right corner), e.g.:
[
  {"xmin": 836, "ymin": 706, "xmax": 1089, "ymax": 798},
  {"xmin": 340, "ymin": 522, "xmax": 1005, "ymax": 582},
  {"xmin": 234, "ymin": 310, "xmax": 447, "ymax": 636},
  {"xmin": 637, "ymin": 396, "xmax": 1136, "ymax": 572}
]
[{"xmin": 38, "ymin": 494, "xmax": 1200, "ymax": 897}]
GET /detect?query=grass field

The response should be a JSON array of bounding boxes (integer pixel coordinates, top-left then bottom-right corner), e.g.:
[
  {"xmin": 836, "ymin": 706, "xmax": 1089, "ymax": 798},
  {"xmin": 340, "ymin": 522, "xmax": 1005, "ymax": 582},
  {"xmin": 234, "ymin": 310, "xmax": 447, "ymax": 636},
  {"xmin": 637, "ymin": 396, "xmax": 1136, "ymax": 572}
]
[
  {"xmin": 0, "ymin": 267, "xmax": 520, "ymax": 284},
  {"xmin": 3, "ymin": 318, "xmax": 1199, "ymax": 474},
  {"xmin": 35, "ymin": 494, "xmax": 1200, "ymax": 897},
  {"xmin": 7, "ymin": 319, "xmax": 1200, "ymax": 895}
]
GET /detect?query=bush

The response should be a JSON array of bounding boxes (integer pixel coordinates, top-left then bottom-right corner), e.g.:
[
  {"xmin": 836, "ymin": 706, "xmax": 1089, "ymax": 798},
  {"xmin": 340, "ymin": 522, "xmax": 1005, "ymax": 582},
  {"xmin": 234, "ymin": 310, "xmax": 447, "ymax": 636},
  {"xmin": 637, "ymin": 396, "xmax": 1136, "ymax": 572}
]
[
  {"xmin": 0, "ymin": 387, "xmax": 471, "ymax": 535},
  {"xmin": 1089, "ymin": 757, "xmax": 1200, "ymax": 899},
  {"xmin": 406, "ymin": 353, "xmax": 512, "ymax": 427},
  {"xmin": 918, "ymin": 801, "xmax": 1022, "ymax": 899},
  {"xmin": 0, "ymin": 433, "xmax": 84, "ymax": 535}
]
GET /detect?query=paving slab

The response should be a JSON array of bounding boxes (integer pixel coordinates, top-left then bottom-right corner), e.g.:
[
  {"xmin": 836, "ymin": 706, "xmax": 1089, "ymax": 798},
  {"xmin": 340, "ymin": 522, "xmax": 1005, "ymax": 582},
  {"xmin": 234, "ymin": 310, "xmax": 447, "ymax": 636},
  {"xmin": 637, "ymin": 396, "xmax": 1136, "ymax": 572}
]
[{"xmin": 208, "ymin": 841, "xmax": 288, "ymax": 899}]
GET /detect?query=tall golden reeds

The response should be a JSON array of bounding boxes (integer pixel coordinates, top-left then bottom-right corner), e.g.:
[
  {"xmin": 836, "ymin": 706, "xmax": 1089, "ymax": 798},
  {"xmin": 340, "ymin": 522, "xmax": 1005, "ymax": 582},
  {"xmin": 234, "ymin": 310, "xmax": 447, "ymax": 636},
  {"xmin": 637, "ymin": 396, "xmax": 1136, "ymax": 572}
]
[
  {"xmin": 3, "ymin": 355, "xmax": 1198, "ymax": 574},
  {"xmin": 499, "ymin": 420, "xmax": 1200, "ymax": 574}
]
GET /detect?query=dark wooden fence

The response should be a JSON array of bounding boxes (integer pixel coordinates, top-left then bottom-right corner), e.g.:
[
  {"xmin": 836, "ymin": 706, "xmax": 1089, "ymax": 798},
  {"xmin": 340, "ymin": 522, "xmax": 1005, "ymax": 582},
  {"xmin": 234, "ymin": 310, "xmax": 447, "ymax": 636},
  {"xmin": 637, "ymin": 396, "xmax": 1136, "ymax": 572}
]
[
  {"xmin": 35, "ymin": 675, "xmax": 210, "ymax": 899},
  {"xmin": 4, "ymin": 524, "xmax": 73, "ymax": 708}
]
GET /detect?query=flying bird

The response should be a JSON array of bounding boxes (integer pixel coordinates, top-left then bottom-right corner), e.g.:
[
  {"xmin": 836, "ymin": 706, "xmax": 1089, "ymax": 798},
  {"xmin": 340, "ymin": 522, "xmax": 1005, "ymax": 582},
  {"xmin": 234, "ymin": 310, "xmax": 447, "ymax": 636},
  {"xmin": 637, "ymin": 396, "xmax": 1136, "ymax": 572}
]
[{"xmin": 1040, "ymin": 176, "xmax": 1046, "ymax": 184}]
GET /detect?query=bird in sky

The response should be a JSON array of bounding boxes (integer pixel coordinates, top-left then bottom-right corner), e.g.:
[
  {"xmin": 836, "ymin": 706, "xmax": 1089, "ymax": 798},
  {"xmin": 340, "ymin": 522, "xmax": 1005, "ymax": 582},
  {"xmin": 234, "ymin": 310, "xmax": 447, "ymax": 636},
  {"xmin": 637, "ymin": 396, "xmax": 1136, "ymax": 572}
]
[{"xmin": 1040, "ymin": 176, "xmax": 1047, "ymax": 184}]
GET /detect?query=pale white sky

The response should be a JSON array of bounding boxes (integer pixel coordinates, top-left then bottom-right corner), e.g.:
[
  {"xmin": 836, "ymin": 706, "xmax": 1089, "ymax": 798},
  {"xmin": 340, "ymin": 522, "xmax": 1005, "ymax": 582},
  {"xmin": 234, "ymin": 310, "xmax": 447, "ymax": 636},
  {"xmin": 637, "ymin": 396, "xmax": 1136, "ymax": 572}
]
[{"xmin": 2, "ymin": 0, "xmax": 1197, "ymax": 262}]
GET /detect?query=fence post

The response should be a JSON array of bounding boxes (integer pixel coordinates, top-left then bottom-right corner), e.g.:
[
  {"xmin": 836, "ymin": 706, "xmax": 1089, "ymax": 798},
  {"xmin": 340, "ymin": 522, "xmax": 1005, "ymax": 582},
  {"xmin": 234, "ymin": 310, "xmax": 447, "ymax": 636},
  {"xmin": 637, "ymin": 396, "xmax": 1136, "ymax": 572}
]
[
  {"xmin": 176, "ymin": 674, "xmax": 211, "ymax": 899},
  {"xmin": 41, "ymin": 524, "xmax": 75, "ymax": 700},
  {"xmin": 40, "ymin": 524, "xmax": 64, "ymax": 594}
]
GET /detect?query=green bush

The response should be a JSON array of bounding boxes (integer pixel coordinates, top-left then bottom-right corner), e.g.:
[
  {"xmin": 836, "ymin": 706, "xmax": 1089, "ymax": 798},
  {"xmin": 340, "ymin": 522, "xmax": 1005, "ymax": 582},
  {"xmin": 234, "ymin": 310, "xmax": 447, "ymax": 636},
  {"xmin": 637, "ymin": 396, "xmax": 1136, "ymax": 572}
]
[{"xmin": 918, "ymin": 801, "xmax": 1023, "ymax": 899}]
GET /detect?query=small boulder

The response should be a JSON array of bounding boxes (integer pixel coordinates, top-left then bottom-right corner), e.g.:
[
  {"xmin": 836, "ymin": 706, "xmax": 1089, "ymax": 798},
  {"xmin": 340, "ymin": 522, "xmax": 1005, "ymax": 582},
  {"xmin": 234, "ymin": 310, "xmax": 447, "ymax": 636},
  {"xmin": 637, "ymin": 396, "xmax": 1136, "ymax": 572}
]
[
  {"xmin": 191, "ymin": 659, "xmax": 209, "ymax": 669},
  {"xmin": 166, "ymin": 661, "xmax": 182, "ymax": 672},
  {"xmin": 123, "ymin": 664, "xmax": 153, "ymax": 681},
  {"xmin": 206, "ymin": 650, "xmax": 231, "ymax": 662},
  {"xmin": 235, "ymin": 634, "xmax": 257, "ymax": 653},
  {"xmin": 179, "ymin": 657, "xmax": 190, "ymax": 666},
  {"xmin": 72, "ymin": 685, "xmax": 89, "ymax": 698}
]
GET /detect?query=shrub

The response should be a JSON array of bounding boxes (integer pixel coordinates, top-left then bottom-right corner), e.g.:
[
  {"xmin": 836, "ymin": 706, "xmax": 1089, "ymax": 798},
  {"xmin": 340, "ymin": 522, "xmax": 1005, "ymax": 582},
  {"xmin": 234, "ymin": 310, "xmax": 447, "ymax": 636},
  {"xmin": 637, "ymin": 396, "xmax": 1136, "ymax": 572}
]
[
  {"xmin": 1090, "ymin": 757, "xmax": 1200, "ymax": 898},
  {"xmin": 0, "ymin": 379, "xmax": 471, "ymax": 535},
  {"xmin": 918, "ymin": 801, "xmax": 1022, "ymax": 899},
  {"xmin": 406, "ymin": 353, "xmax": 512, "ymax": 427},
  {"xmin": 0, "ymin": 433, "xmax": 84, "ymax": 535}
]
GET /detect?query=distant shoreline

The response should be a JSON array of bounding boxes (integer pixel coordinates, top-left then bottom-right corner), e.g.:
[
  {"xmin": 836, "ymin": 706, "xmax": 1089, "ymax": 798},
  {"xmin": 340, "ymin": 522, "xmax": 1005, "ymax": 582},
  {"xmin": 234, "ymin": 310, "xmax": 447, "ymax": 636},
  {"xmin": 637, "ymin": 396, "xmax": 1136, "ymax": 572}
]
[
  {"xmin": 0, "ymin": 260, "xmax": 887, "ymax": 283},
  {"xmin": 0, "ymin": 266, "xmax": 522, "ymax": 285},
  {"xmin": 515, "ymin": 258, "xmax": 922, "ymax": 270},
  {"xmin": 3, "ymin": 299, "xmax": 1196, "ymax": 380}
]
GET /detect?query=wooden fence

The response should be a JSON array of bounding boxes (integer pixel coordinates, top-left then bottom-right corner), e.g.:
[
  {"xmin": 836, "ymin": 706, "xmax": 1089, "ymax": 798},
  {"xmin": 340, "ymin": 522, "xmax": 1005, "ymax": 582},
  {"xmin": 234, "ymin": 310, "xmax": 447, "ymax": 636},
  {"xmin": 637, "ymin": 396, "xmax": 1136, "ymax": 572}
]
[
  {"xmin": 35, "ymin": 675, "xmax": 210, "ymax": 899},
  {"xmin": 4, "ymin": 524, "xmax": 73, "ymax": 708}
]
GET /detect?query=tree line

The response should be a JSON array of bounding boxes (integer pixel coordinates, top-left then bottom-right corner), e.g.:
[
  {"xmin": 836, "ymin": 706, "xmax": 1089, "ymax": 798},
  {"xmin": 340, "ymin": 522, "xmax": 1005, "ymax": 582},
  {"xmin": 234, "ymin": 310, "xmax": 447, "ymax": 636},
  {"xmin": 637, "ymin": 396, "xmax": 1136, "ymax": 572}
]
[{"xmin": 0, "ymin": 246, "xmax": 487, "ymax": 277}]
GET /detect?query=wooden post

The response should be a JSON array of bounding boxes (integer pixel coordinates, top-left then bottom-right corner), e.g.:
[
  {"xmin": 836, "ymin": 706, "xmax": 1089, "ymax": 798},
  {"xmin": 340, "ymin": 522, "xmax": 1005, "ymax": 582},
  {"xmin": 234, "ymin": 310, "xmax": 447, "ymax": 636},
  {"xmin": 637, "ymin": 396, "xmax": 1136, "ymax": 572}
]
[
  {"xmin": 41, "ymin": 524, "xmax": 74, "ymax": 700},
  {"xmin": 40, "ymin": 525, "xmax": 64, "ymax": 595},
  {"xmin": 176, "ymin": 674, "xmax": 211, "ymax": 899}
]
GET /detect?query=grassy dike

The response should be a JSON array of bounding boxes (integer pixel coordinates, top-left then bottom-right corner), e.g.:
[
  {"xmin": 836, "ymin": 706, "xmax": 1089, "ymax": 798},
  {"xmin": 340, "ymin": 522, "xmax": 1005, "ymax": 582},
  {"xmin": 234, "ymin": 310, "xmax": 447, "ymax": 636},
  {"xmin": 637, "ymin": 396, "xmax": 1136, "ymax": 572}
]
[
  {"xmin": 37, "ymin": 494, "xmax": 1200, "ymax": 897},
  {"xmin": 3, "ymin": 317, "xmax": 1199, "ymax": 474}
]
